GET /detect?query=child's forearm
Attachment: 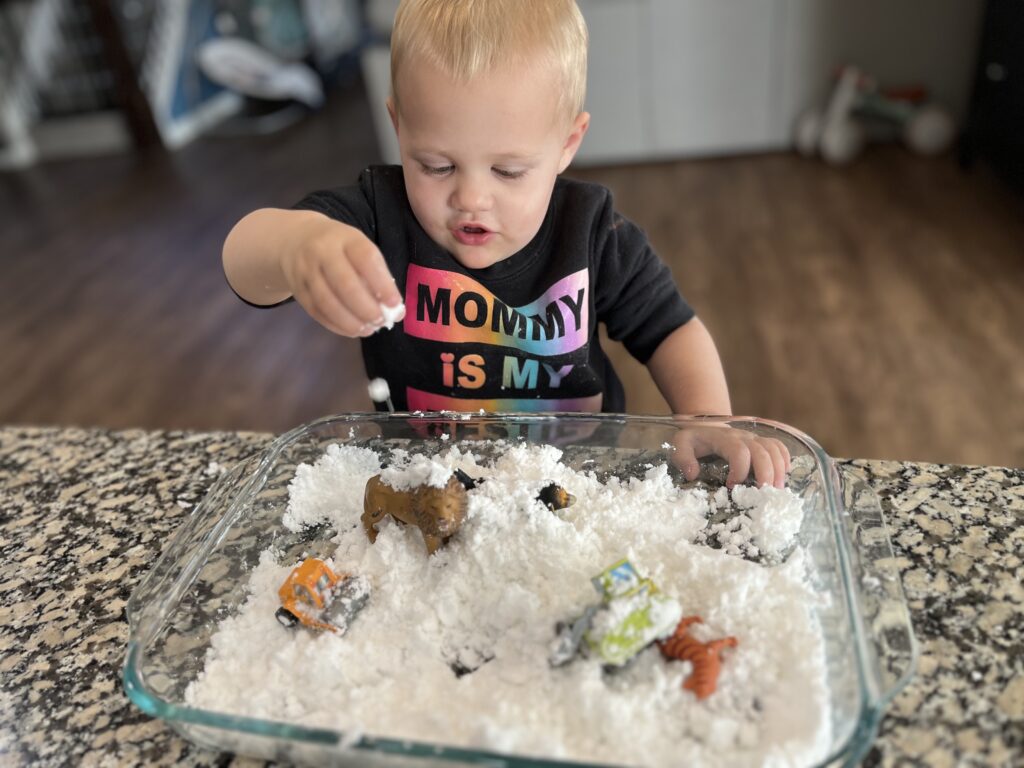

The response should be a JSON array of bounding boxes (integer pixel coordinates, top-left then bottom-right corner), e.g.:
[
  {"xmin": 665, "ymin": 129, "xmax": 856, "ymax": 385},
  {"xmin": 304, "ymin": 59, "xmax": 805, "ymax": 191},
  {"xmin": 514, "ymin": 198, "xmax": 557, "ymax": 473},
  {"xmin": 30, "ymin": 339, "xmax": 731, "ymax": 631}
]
[
  {"xmin": 222, "ymin": 208, "xmax": 326, "ymax": 305},
  {"xmin": 646, "ymin": 318, "xmax": 732, "ymax": 415}
]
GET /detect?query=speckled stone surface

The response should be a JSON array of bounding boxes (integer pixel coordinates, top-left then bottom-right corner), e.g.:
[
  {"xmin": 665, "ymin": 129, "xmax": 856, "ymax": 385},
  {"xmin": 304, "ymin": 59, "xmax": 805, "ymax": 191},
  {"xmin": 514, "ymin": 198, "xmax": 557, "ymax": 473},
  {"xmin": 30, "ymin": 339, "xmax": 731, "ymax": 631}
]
[{"xmin": 0, "ymin": 426, "xmax": 1021, "ymax": 767}]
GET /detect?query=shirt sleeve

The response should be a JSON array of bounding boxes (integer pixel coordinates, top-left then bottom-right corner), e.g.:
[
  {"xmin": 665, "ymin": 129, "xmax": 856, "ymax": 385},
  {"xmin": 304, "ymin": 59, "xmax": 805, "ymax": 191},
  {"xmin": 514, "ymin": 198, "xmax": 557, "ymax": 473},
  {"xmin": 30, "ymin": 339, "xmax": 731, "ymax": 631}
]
[
  {"xmin": 290, "ymin": 168, "xmax": 378, "ymax": 240},
  {"xmin": 593, "ymin": 198, "xmax": 694, "ymax": 363},
  {"xmin": 228, "ymin": 171, "xmax": 378, "ymax": 310}
]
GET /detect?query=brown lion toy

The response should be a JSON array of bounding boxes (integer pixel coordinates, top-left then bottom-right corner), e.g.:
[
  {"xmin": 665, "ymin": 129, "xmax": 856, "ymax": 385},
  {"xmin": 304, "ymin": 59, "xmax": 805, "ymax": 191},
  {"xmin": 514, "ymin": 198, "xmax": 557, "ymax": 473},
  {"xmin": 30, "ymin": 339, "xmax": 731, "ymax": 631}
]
[{"xmin": 362, "ymin": 473, "xmax": 469, "ymax": 555}]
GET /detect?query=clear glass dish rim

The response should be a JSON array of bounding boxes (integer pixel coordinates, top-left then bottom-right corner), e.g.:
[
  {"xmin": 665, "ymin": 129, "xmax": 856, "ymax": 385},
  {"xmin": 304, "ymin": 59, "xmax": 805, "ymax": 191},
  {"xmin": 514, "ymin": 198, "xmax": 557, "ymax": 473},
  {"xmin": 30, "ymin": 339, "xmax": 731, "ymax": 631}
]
[{"xmin": 123, "ymin": 411, "xmax": 917, "ymax": 767}]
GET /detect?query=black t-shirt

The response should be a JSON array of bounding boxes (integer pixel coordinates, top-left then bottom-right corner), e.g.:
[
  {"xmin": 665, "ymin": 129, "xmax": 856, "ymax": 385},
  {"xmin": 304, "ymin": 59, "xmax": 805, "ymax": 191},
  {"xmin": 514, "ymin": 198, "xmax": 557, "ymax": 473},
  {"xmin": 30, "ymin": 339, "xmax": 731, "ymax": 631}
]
[{"xmin": 290, "ymin": 165, "xmax": 693, "ymax": 413}]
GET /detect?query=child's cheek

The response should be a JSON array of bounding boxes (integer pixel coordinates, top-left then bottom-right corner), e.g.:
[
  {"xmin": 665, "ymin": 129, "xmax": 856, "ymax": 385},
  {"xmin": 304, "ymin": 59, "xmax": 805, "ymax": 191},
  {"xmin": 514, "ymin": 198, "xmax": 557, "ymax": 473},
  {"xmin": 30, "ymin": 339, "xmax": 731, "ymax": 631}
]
[
  {"xmin": 405, "ymin": 180, "xmax": 442, "ymax": 232},
  {"xmin": 519, "ymin": 185, "xmax": 551, "ymax": 234}
]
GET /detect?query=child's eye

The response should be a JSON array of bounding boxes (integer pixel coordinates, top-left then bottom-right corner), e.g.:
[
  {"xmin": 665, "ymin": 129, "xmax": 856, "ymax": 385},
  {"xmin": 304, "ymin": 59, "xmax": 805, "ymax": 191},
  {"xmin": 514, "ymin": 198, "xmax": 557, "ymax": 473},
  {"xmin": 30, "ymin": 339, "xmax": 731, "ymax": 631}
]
[
  {"xmin": 421, "ymin": 164, "xmax": 454, "ymax": 176},
  {"xmin": 493, "ymin": 167, "xmax": 527, "ymax": 180}
]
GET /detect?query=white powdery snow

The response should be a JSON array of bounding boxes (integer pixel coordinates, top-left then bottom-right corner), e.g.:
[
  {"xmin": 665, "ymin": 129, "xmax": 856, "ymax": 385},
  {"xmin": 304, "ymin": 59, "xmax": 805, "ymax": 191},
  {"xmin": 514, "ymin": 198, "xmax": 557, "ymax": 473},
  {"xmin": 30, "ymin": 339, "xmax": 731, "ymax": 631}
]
[
  {"xmin": 367, "ymin": 378, "xmax": 391, "ymax": 403},
  {"xmin": 187, "ymin": 442, "xmax": 831, "ymax": 768},
  {"xmin": 731, "ymin": 485, "xmax": 806, "ymax": 559}
]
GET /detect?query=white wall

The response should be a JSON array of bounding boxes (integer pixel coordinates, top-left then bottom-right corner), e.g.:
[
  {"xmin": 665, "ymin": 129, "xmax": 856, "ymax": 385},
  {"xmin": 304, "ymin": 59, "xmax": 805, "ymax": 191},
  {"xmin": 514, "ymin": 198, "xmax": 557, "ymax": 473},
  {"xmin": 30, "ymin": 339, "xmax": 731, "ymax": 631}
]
[
  {"xmin": 361, "ymin": 0, "xmax": 986, "ymax": 164},
  {"xmin": 581, "ymin": 0, "xmax": 986, "ymax": 162}
]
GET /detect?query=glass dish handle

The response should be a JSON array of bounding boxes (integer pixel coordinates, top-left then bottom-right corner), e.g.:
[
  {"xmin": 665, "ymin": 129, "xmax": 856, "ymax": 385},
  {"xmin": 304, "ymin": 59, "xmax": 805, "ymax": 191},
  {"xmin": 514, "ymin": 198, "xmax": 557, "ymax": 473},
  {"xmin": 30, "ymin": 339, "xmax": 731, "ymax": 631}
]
[
  {"xmin": 127, "ymin": 456, "xmax": 259, "ymax": 634},
  {"xmin": 837, "ymin": 464, "xmax": 919, "ymax": 705}
]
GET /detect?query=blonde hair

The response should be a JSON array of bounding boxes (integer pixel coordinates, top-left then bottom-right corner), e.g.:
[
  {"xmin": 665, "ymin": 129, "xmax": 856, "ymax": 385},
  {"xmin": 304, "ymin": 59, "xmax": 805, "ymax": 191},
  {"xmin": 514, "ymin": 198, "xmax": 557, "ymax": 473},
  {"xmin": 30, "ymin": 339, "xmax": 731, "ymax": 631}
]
[{"xmin": 390, "ymin": 0, "xmax": 588, "ymax": 120}]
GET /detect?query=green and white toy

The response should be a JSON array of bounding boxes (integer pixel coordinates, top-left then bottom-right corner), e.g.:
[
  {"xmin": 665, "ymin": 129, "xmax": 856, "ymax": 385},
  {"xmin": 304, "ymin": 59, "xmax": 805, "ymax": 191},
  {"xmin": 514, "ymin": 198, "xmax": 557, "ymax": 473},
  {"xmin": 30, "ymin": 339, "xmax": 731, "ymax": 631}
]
[{"xmin": 549, "ymin": 559, "xmax": 683, "ymax": 668}]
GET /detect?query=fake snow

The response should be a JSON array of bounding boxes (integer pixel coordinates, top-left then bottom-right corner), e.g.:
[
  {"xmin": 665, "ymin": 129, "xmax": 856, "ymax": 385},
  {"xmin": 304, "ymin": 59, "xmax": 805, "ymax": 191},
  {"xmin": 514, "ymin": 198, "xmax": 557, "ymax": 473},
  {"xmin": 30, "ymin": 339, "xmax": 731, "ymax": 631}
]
[
  {"xmin": 379, "ymin": 449, "xmax": 455, "ymax": 490},
  {"xmin": 732, "ymin": 485, "xmax": 805, "ymax": 559},
  {"xmin": 367, "ymin": 377, "xmax": 391, "ymax": 403},
  {"xmin": 379, "ymin": 301, "xmax": 406, "ymax": 330},
  {"xmin": 188, "ymin": 443, "xmax": 831, "ymax": 767}
]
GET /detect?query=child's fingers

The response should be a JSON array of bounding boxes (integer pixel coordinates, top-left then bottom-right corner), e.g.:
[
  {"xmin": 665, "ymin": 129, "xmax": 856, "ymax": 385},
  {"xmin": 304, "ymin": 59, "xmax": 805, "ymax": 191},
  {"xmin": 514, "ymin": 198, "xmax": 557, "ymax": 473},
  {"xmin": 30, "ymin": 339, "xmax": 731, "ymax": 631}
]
[
  {"xmin": 670, "ymin": 434, "xmax": 702, "ymax": 481},
  {"xmin": 301, "ymin": 277, "xmax": 366, "ymax": 337},
  {"xmin": 746, "ymin": 441, "xmax": 778, "ymax": 488},
  {"xmin": 668, "ymin": 427, "xmax": 791, "ymax": 489},
  {"xmin": 761, "ymin": 438, "xmax": 790, "ymax": 488},
  {"xmin": 347, "ymin": 238, "xmax": 404, "ymax": 309},
  {"xmin": 722, "ymin": 441, "xmax": 752, "ymax": 488},
  {"xmin": 320, "ymin": 258, "xmax": 385, "ymax": 326},
  {"xmin": 770, "ymin": 438, "xmax": 792, "ymax": 472}
]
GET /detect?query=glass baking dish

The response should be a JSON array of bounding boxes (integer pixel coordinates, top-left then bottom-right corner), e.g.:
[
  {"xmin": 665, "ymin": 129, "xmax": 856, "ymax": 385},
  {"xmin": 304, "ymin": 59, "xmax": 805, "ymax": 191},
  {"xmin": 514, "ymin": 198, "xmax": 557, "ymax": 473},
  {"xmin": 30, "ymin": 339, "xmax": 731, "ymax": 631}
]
[{"xmin": 124, "ymin": 413, "xmax": 917, "ymax": 767}]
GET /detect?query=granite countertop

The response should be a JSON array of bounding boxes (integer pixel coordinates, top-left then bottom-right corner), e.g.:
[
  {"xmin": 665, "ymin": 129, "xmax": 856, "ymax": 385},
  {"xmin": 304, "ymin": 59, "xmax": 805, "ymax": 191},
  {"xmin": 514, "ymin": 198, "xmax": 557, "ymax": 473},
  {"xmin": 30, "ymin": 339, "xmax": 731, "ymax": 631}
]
[{"xmin": 0, "ymin": 425, "xmax": 1021, "ymax": 767}]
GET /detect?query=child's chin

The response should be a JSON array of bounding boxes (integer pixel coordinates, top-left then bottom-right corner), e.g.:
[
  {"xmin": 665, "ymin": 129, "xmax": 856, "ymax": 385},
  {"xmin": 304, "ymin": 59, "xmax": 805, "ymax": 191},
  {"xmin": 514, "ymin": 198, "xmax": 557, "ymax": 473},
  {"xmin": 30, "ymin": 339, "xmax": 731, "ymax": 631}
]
[{"xmin": 451, "ymin": 247, "xmax": 512, "ymax": 271}]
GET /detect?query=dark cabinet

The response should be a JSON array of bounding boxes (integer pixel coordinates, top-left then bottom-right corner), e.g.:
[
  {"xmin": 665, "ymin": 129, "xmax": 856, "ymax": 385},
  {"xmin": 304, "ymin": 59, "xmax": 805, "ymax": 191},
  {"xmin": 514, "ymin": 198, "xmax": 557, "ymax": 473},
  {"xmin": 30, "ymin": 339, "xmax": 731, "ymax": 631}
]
[{"xmin": 961, "ymin": 0, "xmax": 1024, "ymax": 188}]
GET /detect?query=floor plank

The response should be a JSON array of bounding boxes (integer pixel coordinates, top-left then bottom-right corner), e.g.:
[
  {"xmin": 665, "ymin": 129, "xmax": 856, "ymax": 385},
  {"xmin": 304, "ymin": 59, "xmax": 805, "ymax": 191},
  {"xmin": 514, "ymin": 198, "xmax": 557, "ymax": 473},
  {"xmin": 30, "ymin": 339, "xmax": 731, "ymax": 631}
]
[{"xmin": 2, "ymin": 80, "xmax": 1021, "ymax": 467}]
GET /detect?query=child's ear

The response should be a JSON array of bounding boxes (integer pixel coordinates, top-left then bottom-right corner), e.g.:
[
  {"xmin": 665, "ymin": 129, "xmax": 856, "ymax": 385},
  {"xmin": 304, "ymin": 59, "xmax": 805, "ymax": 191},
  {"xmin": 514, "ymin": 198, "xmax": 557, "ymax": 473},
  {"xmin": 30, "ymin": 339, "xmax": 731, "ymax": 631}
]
[
  {"xmin": 387, "ymin": 97, "xmax": 399, "ymax": 137},
  {"xmin": 558, "ymin": 111, "xmax": 590, "ymax": 173}
]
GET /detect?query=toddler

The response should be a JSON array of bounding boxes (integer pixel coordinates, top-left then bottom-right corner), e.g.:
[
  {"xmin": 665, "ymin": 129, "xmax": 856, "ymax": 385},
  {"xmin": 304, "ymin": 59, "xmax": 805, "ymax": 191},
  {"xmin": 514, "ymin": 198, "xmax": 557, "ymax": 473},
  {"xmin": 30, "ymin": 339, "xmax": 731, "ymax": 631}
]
[{"xmin": 223, "ymin": 0, "xmax": 788, "ymax": 487}]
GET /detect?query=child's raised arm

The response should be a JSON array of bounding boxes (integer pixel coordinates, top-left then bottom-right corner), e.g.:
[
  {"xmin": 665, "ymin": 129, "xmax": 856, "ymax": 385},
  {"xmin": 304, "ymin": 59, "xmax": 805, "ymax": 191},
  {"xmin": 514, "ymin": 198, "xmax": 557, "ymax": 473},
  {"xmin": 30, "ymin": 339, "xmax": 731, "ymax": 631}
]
[{"xmin": 223, "ymin": 208, "xmax": 404, "ymax": 337}]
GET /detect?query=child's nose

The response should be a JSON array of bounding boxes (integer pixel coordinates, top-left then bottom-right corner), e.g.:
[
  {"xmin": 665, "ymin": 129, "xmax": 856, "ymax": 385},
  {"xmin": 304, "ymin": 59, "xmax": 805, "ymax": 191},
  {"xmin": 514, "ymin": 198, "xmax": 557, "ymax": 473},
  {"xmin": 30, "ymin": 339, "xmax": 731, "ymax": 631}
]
[{"xmin": 451, "ymin": 175, "xmax": 493, "ymax": 213}]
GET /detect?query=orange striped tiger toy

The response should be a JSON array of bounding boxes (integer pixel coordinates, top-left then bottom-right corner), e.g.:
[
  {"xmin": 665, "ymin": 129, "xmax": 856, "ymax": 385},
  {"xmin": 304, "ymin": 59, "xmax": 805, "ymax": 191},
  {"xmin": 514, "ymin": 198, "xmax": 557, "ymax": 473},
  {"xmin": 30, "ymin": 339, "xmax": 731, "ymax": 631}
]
[{"xmin": 657, "ymin": 616, "xmax": 737, "ymax": 699}]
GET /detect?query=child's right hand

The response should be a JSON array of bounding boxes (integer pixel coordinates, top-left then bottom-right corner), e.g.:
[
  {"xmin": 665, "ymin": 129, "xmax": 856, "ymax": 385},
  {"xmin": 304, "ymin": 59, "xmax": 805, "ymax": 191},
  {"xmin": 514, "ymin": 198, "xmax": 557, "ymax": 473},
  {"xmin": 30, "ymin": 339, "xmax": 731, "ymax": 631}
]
[
  {"xmin": 669, "ymin": 423, "xmax": 791, "ymax": 489},
  {"xmin": 280, "ymin": 217, "xmax": 404, "ymax": 337}
]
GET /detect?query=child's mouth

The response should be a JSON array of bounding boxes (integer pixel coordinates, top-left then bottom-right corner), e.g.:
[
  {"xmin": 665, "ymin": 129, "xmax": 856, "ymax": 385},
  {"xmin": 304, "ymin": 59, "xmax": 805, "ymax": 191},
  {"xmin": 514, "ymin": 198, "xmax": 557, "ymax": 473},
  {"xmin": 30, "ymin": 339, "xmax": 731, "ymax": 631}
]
[{"xmin": 453, "ymin": 224, "xmax": 494, "ymax": 246}]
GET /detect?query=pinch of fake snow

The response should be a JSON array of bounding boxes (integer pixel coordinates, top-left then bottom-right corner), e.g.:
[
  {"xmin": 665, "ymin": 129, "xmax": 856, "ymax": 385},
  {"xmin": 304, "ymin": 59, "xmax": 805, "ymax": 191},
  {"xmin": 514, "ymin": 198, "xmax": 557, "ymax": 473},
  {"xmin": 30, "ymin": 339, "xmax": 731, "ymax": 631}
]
[
  {"xmin": 379, "ymin": 451, "xmax": 452, "ymax": 490},
  {"xmin": 379, "ymin": 302, "xmax": 405, "ymax": 330},
  {"xmin": 367, "ymin": 378, "xmax": 390, "ymax": 403}
]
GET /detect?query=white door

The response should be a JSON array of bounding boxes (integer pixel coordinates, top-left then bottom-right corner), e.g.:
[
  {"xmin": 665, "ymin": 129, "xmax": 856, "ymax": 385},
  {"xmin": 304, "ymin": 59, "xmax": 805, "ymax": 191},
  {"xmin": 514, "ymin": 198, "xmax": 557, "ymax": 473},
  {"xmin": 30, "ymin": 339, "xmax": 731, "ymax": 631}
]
[
  {"xmin": 576, "ymin": 0, "xmax": 653, "ymax": 163},
  {"xmin": 649, "ymin": 0, "xmax": 782, "ymax": 155}
]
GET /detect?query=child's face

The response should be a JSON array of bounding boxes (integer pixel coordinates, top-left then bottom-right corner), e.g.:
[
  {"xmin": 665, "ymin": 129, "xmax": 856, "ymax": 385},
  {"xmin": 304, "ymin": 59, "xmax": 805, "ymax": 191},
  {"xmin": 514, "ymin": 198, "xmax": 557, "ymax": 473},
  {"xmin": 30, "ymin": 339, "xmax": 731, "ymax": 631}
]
[{"xmin": 389, "ymin": 59, "xmax": 589, "ymax": 270}]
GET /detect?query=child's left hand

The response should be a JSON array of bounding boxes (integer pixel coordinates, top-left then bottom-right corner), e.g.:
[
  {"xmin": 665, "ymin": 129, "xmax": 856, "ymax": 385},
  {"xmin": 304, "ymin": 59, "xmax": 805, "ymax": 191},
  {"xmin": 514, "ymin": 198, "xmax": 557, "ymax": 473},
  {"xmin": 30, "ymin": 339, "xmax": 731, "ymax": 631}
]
[{"xmin": 669, "ymin": 423, "xmax": 791, "ymax": 489}]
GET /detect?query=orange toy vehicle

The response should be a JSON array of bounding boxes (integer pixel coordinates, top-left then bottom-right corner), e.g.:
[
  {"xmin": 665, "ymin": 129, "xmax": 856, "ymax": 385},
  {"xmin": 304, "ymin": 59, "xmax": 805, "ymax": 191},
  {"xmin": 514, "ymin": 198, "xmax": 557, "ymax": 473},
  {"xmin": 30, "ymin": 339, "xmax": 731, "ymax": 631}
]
[{"xmin": 275, "ymin": 558, "xmax": 370, "ymax": 634}]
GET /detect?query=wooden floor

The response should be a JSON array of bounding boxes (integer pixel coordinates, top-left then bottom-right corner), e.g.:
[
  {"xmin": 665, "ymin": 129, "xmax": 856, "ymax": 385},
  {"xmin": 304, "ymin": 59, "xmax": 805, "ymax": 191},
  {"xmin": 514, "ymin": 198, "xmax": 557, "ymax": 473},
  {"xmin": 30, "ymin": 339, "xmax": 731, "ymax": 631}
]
[{"xmin": 2, "ymin": 80, "xmax": 1022, "ymax": 468}]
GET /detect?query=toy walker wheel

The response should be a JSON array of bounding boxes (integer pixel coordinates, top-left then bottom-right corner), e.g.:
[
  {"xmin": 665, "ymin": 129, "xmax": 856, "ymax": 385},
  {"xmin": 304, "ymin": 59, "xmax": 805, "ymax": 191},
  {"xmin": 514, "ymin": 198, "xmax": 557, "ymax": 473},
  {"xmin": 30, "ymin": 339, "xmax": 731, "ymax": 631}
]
[{"xmin": 275, "ymin": 607, "xmax": 299, "ymax": 628}]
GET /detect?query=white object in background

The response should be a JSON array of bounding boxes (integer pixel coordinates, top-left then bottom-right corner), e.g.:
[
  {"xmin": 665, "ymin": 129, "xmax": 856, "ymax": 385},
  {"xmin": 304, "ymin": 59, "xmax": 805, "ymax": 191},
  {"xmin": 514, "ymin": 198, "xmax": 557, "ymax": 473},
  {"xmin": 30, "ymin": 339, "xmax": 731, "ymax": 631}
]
[
  {"xmin": 903, "ymin": 104, "xmax": 956, "ymax": 155},
  {"xmin": 0, "ymin": 90, "xmax": 37, "ymax": 168},
  {"xmin": 820, "ymin": 118, "xmax": 865, "ymax": 165},
  {"xmin": 818, "ymin": 66, "xmax": 865, "ymax": 165},
  {"xmin": 794, "ymin": 108, "xmax": 823, "ymax": 157},
  {"xmin": 0, "ymin": 0, "xmax": 123, "ymax": 168},
  {"xmin": 197, "ymin": 37, "xmax": 324, "ymax": 108},
  {"xmin": 143, "ymin": 2, "xmax": 243, "ymax": 148},
  {"xmin": 792, "ymin": 67, "xmax": 865, "ymax": 164},
  {"xmin": 361, "ymin": 44, "xmax": 399, "ymax": 164},
  {"xmin": 0, "ymin": 0, "xmax": 56, "ymax": 168},
  {"xmin": 301, "ymin": 0, "xmax": 362, "ymax": 68}
]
